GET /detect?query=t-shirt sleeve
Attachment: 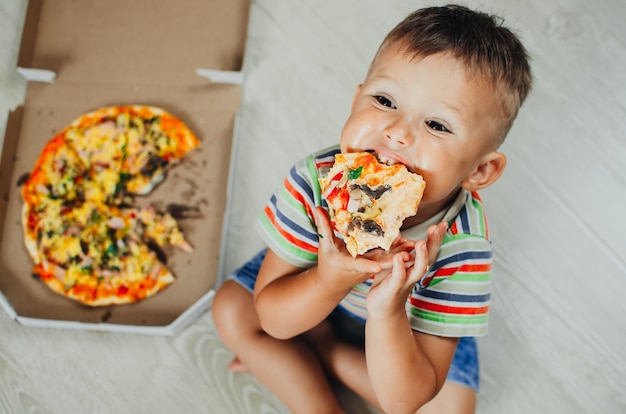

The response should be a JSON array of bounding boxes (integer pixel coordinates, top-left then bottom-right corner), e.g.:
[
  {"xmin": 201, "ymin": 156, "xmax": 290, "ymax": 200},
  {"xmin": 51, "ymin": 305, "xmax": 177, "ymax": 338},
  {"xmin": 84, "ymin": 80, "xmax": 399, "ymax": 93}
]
[
  {"xmin": 407, "ymin": 233, "xmax": 493, "ymax": 337},
  {"xmin": 255, "ymin": 155, "xmax": 322, "ymax": 268}
]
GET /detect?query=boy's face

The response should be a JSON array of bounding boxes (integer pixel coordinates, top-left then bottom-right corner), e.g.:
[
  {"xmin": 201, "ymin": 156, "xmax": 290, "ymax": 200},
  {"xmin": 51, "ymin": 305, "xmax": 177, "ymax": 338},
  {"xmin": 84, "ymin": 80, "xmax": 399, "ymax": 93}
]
[{"xmin": 340, "ymin": 43, "xmax": 503, "ymax": 222}]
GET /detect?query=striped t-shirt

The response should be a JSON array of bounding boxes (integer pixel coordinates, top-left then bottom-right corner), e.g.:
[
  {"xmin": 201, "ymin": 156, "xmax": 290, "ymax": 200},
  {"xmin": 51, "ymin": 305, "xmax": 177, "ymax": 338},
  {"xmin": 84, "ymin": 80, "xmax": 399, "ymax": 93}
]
[{"xmin": 256, "ymin": 146, "xmax": 493, "ymax": 337}]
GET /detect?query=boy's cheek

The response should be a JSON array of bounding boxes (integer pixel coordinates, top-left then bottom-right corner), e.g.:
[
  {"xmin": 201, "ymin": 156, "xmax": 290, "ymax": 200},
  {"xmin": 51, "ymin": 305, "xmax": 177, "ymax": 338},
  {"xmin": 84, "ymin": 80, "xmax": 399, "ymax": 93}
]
[{"xmin": 340, "ymin": 117, "xmax": 378, "ymax": 149}]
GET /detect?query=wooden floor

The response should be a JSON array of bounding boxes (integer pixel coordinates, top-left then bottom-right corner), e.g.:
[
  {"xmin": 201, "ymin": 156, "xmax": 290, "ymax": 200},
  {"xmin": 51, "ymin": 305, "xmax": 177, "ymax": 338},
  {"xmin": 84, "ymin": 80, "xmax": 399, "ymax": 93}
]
[{"xmin": 1, "ymin": 0, "xmax": 625, "ymax": 413}]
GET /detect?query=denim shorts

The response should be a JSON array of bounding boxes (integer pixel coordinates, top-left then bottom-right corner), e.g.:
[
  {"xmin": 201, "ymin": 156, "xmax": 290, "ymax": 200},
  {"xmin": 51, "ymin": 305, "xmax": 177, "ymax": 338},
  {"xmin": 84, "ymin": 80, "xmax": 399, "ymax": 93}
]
[{"xmin": 229, "ymin": 249, "xmax": 479, "ymax": 392}]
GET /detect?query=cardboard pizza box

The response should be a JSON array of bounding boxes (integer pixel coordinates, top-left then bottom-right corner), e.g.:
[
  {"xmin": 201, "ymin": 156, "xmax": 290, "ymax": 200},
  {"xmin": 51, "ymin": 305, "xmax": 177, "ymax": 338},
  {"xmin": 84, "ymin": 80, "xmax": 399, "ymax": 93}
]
[{"xmin": 0, "ymin": 0, "xmax": 250, "ymax": 335}]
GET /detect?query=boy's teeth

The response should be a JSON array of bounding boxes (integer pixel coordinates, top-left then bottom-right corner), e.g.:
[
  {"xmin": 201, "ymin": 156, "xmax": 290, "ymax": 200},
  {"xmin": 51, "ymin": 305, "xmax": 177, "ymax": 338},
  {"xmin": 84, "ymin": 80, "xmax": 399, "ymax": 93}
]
[{"xmin": 376, "ymin": 153, "xmax": 396, "ymax": 166}]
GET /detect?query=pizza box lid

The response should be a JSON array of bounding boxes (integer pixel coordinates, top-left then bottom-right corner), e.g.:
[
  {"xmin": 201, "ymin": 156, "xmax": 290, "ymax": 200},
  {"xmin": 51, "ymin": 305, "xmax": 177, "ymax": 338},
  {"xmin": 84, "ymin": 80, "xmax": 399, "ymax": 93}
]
[{"xmin": 0, "ymin": 0, "xmax": 250, "ymax": 335}]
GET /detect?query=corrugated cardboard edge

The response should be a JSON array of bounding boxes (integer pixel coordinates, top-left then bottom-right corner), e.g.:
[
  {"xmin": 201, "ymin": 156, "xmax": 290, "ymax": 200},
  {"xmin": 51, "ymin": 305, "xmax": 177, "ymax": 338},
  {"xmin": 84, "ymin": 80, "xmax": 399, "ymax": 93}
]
[
  {"xmin": 0, "ymin": 287, "xmax": 214, "ymax": 336},
  {"xmin": 216, "ymin": 108, "xmax": 243, "ymax": 288},
  {"xmin": 0, "ymin": 289, "xmax": 18, "ymax": 320},
  {"xmin": 0, "ymin": 107, "xmax": 23, "ymax": 247},
  {"xmin": 15, "ymin": 0, "xmax": 41, "ymax": 70}
]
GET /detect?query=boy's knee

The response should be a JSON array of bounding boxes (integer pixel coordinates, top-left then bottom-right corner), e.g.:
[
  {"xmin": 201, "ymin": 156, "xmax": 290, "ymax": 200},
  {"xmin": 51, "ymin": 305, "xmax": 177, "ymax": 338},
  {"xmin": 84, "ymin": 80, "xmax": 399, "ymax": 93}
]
[{"xmin": 212, "ymin": 280, "xmax": 254, "ymax": 339}]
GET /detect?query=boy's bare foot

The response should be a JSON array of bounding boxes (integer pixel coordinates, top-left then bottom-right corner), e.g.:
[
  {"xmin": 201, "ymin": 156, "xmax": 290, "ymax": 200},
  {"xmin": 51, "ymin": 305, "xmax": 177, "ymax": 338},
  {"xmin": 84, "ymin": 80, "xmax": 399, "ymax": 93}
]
[{"xmin": 228, "ymin": 357, "xmax": 248, "ymax": 372}]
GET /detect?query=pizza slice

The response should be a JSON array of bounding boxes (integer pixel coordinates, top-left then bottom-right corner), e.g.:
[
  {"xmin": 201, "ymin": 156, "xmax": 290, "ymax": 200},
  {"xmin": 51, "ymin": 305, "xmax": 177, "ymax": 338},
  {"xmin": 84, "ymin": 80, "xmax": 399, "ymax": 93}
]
[
  {"xmin": 120, "ymin": 106, "xmax": 201, "ymax": 195},
  {"xmin": 63, "ymin": 105, "xmax": 200, "ymax": 198},
  {"xmin": 319, "ymin": 151, "xmax": 425, "ymax": 257},
  {"xmin": 21, "ymin": 134, "xmax": 88, "ymax": 207},
  {"xmin": 63, "ymin": 111, "xmax": 128, "ymax": 204},
  {"xmin": 134, "ymin": 205, "xmax": 193, "ymax": 253}
]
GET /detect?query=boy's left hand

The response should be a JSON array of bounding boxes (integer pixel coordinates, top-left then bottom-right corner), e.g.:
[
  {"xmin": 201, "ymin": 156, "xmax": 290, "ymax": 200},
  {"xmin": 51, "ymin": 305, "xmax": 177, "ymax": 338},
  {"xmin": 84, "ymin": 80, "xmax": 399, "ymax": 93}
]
[{"xmin": 366, "ymin": 221, "xmax": 447, "ymax": 316}]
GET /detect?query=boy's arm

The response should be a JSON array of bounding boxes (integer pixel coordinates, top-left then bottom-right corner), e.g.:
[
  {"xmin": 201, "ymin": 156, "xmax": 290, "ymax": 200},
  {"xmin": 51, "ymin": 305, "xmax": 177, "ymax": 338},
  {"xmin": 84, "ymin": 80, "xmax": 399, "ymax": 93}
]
[
  {"xmin": 366, "ymin": 313, "xmax": 459, "ymax": 413},
  {"xmin": 252, "ymin": 249, "xmax": 355, "ymax": 338},
  {"xmin": 366, "ymin": 223, "xmax": 455, "ymax": 413},
  {"xmin": 254, "ymin": 207, "xmax": 413, "ymax": 339}
]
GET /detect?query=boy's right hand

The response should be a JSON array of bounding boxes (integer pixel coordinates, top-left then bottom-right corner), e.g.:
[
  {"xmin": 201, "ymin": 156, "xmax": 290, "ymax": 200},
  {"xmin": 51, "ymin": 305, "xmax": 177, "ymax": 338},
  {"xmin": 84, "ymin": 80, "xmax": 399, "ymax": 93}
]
[{"xmin": 314, "ymin": 206, "xmax": 414, "ymax": 289}]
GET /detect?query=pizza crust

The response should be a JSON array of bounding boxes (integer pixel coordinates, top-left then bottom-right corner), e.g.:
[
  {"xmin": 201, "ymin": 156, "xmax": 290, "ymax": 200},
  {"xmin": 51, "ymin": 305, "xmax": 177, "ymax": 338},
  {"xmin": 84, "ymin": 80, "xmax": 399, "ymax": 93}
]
[
  {"xmin": 21, "ymin": 204, "xmax": 42, "ymax": 265},
  {"xmin": 320, "ymin": 152, "xmax": 425, "ymax": 256}
]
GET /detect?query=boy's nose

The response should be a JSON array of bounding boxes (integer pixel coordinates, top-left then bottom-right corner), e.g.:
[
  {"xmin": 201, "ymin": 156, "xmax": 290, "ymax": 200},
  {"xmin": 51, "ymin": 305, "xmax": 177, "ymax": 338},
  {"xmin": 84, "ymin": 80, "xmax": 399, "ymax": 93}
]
[{"xmin": 383, "ymin": 116, "xmax": 415, "ymax": 146}]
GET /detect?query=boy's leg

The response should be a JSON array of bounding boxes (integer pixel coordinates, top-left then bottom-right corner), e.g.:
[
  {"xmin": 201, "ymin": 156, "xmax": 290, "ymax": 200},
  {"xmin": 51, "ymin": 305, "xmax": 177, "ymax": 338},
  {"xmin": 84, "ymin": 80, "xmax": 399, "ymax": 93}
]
[
  {"xmin": 213, "ymin": 251, "xmax": 478, "ymax": 413},
  {"xmin": 212, "ymin": 258, "xmax": 346, "ymax": 414},
  {"xmin": 304, "ymin": 312, "xmax": 380, "ymax": 409},
  {"xmin": 415, "ymin": 381, "xmax": 475, "ymax": 414},
  {"xmin": 307, "ymin": 333, "xmax": 477, "ymax": 414},
  {"xmin": 307, "ymin": 313, "xmax": 478, "ymax": 414}
]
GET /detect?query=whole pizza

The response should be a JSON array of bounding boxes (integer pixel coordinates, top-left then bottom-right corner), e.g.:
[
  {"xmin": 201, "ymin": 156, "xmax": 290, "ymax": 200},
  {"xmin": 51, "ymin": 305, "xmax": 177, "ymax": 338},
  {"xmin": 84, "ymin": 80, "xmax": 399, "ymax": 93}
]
[{"xmin": 20, "ymin": 105, "xmax": 200, "ymax": 306}]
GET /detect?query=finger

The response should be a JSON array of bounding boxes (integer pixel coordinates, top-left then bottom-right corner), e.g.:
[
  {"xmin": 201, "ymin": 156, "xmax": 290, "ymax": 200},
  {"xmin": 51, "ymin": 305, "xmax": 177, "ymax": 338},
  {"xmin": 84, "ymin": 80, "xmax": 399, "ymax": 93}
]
[
  {"xmin": 363, "ymin": 247, "xmax": 411, "ymax": 270},
  {"xmin": 314, "ymin": 207, "xmax": 381, "ymax": 274},
  {"xmin": 390, "ymin": 233, "xmax": 416, "ymax": 251},
  {"xmin": 407, "ymin": 240, "xmax": 429, "ymax": 285},
  {"xmin": 382, "ymin": 253, "xmax": 408, "ymax": 291},
  {"xmin": 390, "ymin": 234, "xmax": 410, "ymax": 248},
  {"xmin": 396, "ymin": 238, "xmax": 417, "ymax": 253},
  {"xmin": 370, "ymin": 268, "xmax": 391, "ymax": 288},
  {"xmin": 314, "ymin": 206, "xmax": 337, "ymax": 248},
  {"xmin": 354, "ymin": 256, "xmax": 383, "ymax": 274},
  {"xmin": 426, "ymin": 221, "xmax": 448, "ymax": 265}
]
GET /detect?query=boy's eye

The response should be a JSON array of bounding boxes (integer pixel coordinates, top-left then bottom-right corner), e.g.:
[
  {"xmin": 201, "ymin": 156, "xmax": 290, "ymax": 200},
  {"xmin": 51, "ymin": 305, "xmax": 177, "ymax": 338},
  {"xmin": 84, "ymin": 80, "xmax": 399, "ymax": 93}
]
[
  {"xmin": 426, "ymin": 120, "xmax": 449, "ymax": 132},
  {"xmin": 375, "ymin": 95, "xmax": 396, "ymax": 109}
]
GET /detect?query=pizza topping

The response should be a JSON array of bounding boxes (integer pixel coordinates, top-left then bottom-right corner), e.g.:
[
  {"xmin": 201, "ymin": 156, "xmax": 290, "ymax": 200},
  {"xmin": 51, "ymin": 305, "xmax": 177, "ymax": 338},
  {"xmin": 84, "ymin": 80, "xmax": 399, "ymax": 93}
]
[
  {"xmin": 321, "ymin": 171, "xmax": 347, "ymax": 200},
  {"xmin": 353, "ymin": 183, "xmax": 390, "ymax": 200},
  {"xmin": 140, "ymin": 155, "xmax": 168, "ymax": 177},
  {"xmin": 348, "ymin": 166, "xmax": 364, "ymax": 180},
  {"xmin": 107, "ymin": 216, "xmax": 125, "ymax": 229},
  {"xmin": 347, "ymin": 216, "xmax": 384, "ymax": 237},
  {"xmin": 347, "ymin": 188, "xmax": 362, "ymax": 213}
]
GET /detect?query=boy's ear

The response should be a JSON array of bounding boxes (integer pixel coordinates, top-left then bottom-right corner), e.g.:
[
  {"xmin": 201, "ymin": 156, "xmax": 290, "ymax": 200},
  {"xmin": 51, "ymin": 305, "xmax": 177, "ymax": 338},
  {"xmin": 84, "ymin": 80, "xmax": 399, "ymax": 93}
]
[{"xmin": 461, "ymin": 151, "xmax": 507, "ymax": 191}]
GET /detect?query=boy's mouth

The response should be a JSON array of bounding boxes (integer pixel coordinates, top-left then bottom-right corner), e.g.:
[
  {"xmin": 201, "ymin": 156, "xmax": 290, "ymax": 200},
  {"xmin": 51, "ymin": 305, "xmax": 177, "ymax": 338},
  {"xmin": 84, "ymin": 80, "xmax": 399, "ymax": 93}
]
[
  {"xmin": 367, "ymin": 149, "xmax": 403, "ymax": 166},
  {"xmin": 375, "ymin": 152, "xmax": 398, "ymax": 166}
]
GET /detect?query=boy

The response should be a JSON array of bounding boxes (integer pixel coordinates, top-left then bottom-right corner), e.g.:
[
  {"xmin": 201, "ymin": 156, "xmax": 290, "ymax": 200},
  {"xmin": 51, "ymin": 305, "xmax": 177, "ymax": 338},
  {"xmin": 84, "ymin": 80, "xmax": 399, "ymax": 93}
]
[{"xmin": 213, "ymin": 5, "xmax": 532, "ymax": 414}]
